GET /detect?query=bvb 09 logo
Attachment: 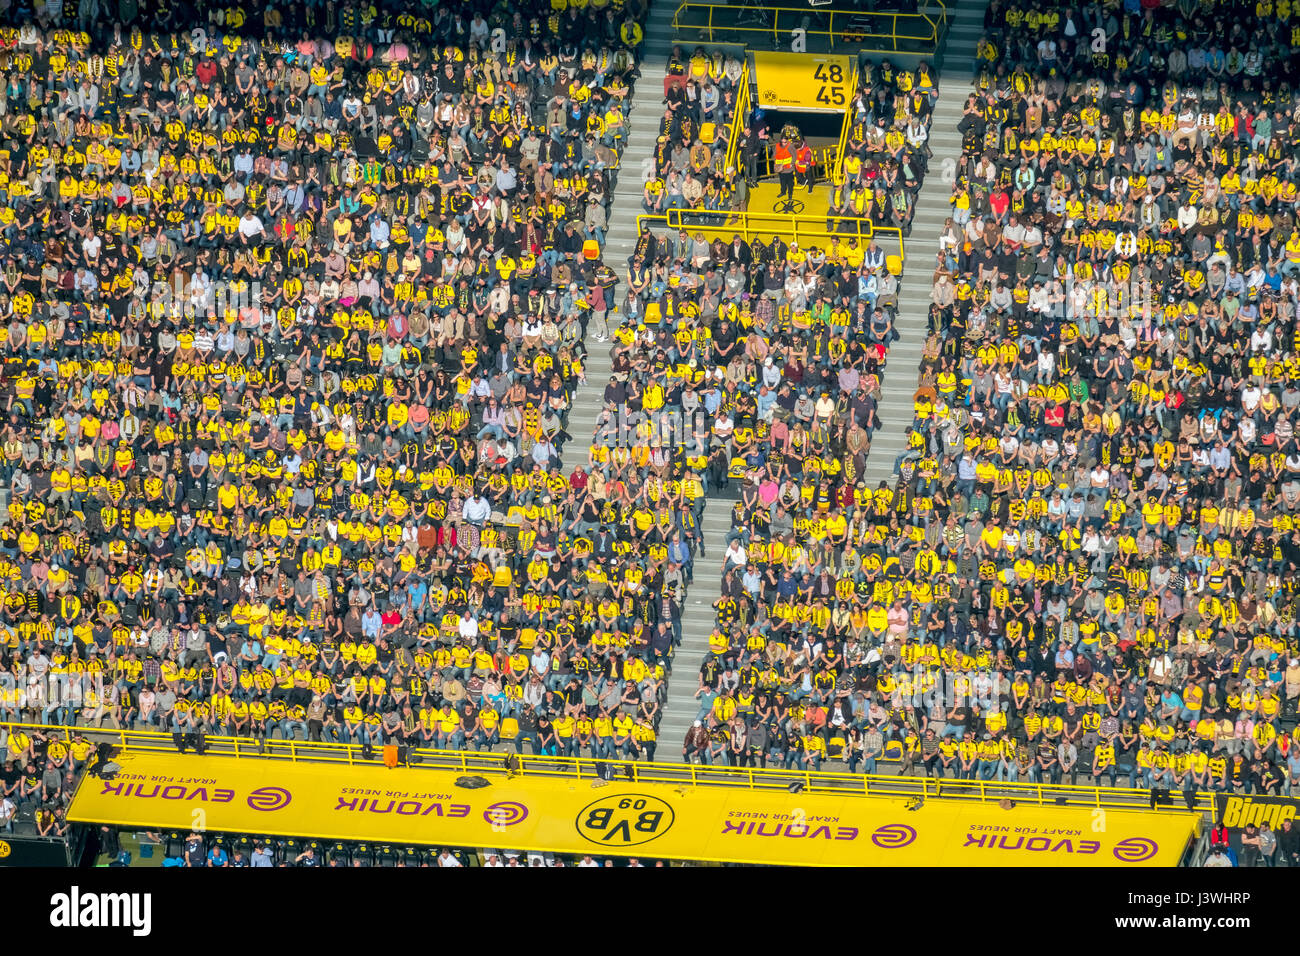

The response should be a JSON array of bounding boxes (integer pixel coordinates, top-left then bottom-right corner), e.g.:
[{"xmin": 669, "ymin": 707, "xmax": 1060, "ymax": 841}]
[{"xmin": 576, "ymin": 794, "xmax": 675, "ymax": 847}]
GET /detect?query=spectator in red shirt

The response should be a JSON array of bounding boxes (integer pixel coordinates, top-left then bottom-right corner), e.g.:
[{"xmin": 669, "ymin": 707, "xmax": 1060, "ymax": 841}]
[
  {"xmin": 988, "ymin": 187, "xmax": 1010, "ymax": 221},
  {"xmin": 195, "ymin": 57, "xmax": 218, "ymax": 86}
]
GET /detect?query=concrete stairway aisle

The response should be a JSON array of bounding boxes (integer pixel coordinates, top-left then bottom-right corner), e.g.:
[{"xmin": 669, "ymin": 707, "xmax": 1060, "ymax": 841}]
[
  {"xmin": 656, "ymin": 495, "xmax": 734, "ymax": 759},
  {"xmin": 551, "ymin": 0, "xmax": 731, "ymax": 757},
  {"xmin": 564, "ymin": 1, "xmax": 673, "ymax": 461},
  {"xmin": 861, "ymin": 0, "xmax": 987, "ymax": 486}
]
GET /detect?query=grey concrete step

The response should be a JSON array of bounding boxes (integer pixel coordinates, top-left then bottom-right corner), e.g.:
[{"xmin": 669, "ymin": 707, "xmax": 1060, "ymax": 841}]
[
  {"xmin": 856, "ymin": 0, "xmax": 986, "ymax": 485},
  {"xmin": 654, "ymin": 495, "xmax": 732, "ymax": 760}
]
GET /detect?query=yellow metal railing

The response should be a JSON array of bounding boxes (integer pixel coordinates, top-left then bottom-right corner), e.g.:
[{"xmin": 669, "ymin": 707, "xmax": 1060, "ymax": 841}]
[
  {"xmin": 638, "ymin": 208, "xmax": 905, "ymax": 263},
  {"xmin": 810, "ymin": 144, "xmax": 838, "ymax": 182},
  {"xmin": 832, "ymin": 85, "xmax": 855, "ymax": 183},
  {"xmin": 21, "ymin": 721, "xmax": 1216, "ymax": 817},
  {"xmin": 672, "ymin": 1, "xmax": 947, "ymax": 56},
  {"xmin": 750, "ymin": 142, "xmax": 839, "ymax": 183},
  {"xmin": 722, "ymin": 60, "xmax": 751, "ymax": 182}
]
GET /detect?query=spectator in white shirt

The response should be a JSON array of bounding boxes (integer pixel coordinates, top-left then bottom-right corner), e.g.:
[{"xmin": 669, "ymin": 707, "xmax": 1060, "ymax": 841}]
[
  {"xmin": 238, "ymin": 212, "xmax": 265, "ymax": 241},
  {"xmin": 462, "ymin": 494, "xmax": 491, "ymax": 526}
]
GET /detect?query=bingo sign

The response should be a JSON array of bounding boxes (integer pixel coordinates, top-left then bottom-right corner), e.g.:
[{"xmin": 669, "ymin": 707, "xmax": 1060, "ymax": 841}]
[{"xmin": 753, "ymin": 52, "xmax": 854, "ymax": 112}]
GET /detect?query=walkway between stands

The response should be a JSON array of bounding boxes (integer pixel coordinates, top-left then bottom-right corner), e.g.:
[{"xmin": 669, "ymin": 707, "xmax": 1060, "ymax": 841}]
[
  {"xmin": 552, "ymin": 0, "xmax": 724, "ymax": 759},
  {"xmin": 862, "ymin": 0, "xmax": 987, "ymax": 485},
  {"xmin": 657, "ymin": 497, "xmax": 733, "ymax": 758},
  {"xmin": 565, "ymin": 0, "xmax": 674, "ymax": 452}
]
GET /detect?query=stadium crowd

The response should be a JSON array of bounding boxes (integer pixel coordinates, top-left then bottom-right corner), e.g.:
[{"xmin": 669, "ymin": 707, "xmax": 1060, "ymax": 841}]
[
  {"xmin": 1, "ymin": 723, "xmax": 79, "ymax": 836},
  {"xmin": 149, "ymin": 828, "xmax": 671, "ymax": 866},
  {"xmin": 827, "ymin": 58, "xmax": 938, "ymax": 232},
  {"xmin": 641, "ymin": 45, "xmax": 744, "ymax": 216},
  {"xmin": 675, "ymin": 0, "xmax": 1300, "ymax": 825},
  {"xmin": 644, "ymin": 59, "xmax": 937, "ymax": 772},
  {"xmin": 0, "ymin": 0, "xmax": 1293, "ymax": 870},
  {"xmin": 904, "ymin": 0, "xmax": 1300, "ymax": 801},
  {"xmin": 0, "ymin": 0, "xmax": 712, "ymax": 837}
]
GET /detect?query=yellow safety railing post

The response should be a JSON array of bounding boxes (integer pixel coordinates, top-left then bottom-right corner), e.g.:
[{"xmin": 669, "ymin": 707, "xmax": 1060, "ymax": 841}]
[
  {"xmin": 833, "ymin": 81, "xmax": 854, "ymax": 184},
  {"xmin": 722, "ymin": 61, "xmax": 750, "ymax": 200}
]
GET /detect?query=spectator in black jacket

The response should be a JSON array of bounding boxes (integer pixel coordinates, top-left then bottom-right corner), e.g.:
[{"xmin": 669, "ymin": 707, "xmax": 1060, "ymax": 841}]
[{"xmin": 1277, "ymin": 818, "xmax": 1300, "ymax": 867}]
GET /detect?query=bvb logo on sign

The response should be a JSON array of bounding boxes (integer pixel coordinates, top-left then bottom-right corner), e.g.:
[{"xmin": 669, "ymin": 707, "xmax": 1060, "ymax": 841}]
[
  {"xmin": 576, "ymin": 793, "xmax": 675, "ymax": 847},
  {"xmin": 0, "ymin": 840, "xmax": 9, "ymax": 858}
]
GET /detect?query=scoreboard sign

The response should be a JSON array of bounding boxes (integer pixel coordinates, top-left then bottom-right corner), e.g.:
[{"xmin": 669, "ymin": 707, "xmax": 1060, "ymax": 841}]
[{"xmin": 753, "ymin": 52, "xmax": 854, "ymax": 112}]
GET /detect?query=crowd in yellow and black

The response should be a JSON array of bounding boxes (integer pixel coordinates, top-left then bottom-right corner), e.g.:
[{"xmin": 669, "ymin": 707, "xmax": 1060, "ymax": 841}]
[
  {"xmin": 642, "ymin": 51, "xmax": 939, "ymax": 235},
  {"xmin": 139, "ymin": 827, "xmax": 674, "ymax": 865},
  {"xmin": 895, "ymin": 0, "xmax": 1300, "ymax": 811},
  {"xmin": 0, "ymin": 0, "xmax": 673, "ymax": 842},
  {"xmin": 7, "ymin": 0, "xmax": 1300, "ymax": 872},
  {"xmin": 635, "ymin": 65, "xmax": 941, "ymax": 771},
  {"xmin": 682, "ymin": 0, "xmax": 1300, "ymax": 833}
]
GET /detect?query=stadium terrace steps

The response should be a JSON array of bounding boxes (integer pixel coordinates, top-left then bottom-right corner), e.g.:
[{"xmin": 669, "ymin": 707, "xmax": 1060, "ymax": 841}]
[
  {"xmin": 938, "ymin": 0, "xmax": 988, "ymax": 77},
  {"xmin": 555, "ymin": 0, "xmax": 743, "ymax": 759},
  {"xmin": 636, "ymin": 0, "xmax": 996, "ymax": 756},
  {"xmin": 583, "ymin": 0, "xmax": 996, "ymax": 757},
  {"xmin": 643, "ymin": 2, "xmax": 678, "ymax": 58},
  {"xmin": 861, "ymin": 0, "xmax": 988, "ymax": 487},
  {"xmin": 559, "ymin": 1, "xmax": 721, "ymax": 757},
  {"xmin": 563, "ymin": 7, "xmax": 674, "ymax": 464},
  {"xmin": 657, "ymin": 494, "xmax": 735, "ymax": 758}
]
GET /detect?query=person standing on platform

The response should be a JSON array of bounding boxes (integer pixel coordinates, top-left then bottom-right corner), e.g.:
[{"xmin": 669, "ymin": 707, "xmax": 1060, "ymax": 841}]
[
  {"xmin": 774, "ymin": 136, "xmax": 795, "ymax": 201},
  {"xmin": 795, "ymin": 137, "xmax": 815, "ymax": 194}
]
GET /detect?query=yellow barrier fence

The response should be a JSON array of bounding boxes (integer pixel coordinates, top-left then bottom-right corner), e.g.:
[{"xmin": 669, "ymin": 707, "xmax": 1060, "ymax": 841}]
[
  {"xmin": 638, "ymin": 208, "xmax": 905, "ymax": 263},
  {"xmin": 722, "ymin": 60, "xmax": 751, "ymax": 182},
  {"xmin": 672, "ymin": 1, "xmax": 947, "ymax": 56},
  {"xmin": 749, "ymin": 142, "xmax": 838, "ymax": 183},
  {"xmin": 17, "ymin": 721, "xmax": 1218, "ymax": 818},
  {"xmin": 833, "ymin": 88, "xmax": 855, "ymax": 183}
]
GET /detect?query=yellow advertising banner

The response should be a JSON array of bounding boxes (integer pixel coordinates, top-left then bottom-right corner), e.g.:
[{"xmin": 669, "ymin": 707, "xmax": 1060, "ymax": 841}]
[
  {"xmin": 69, "ymin": 752, "xmax": 1199, "ymax": 866},
  {"xmin": 752, "ymin": 52, "xmax": 854, "ymax": 112}
]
